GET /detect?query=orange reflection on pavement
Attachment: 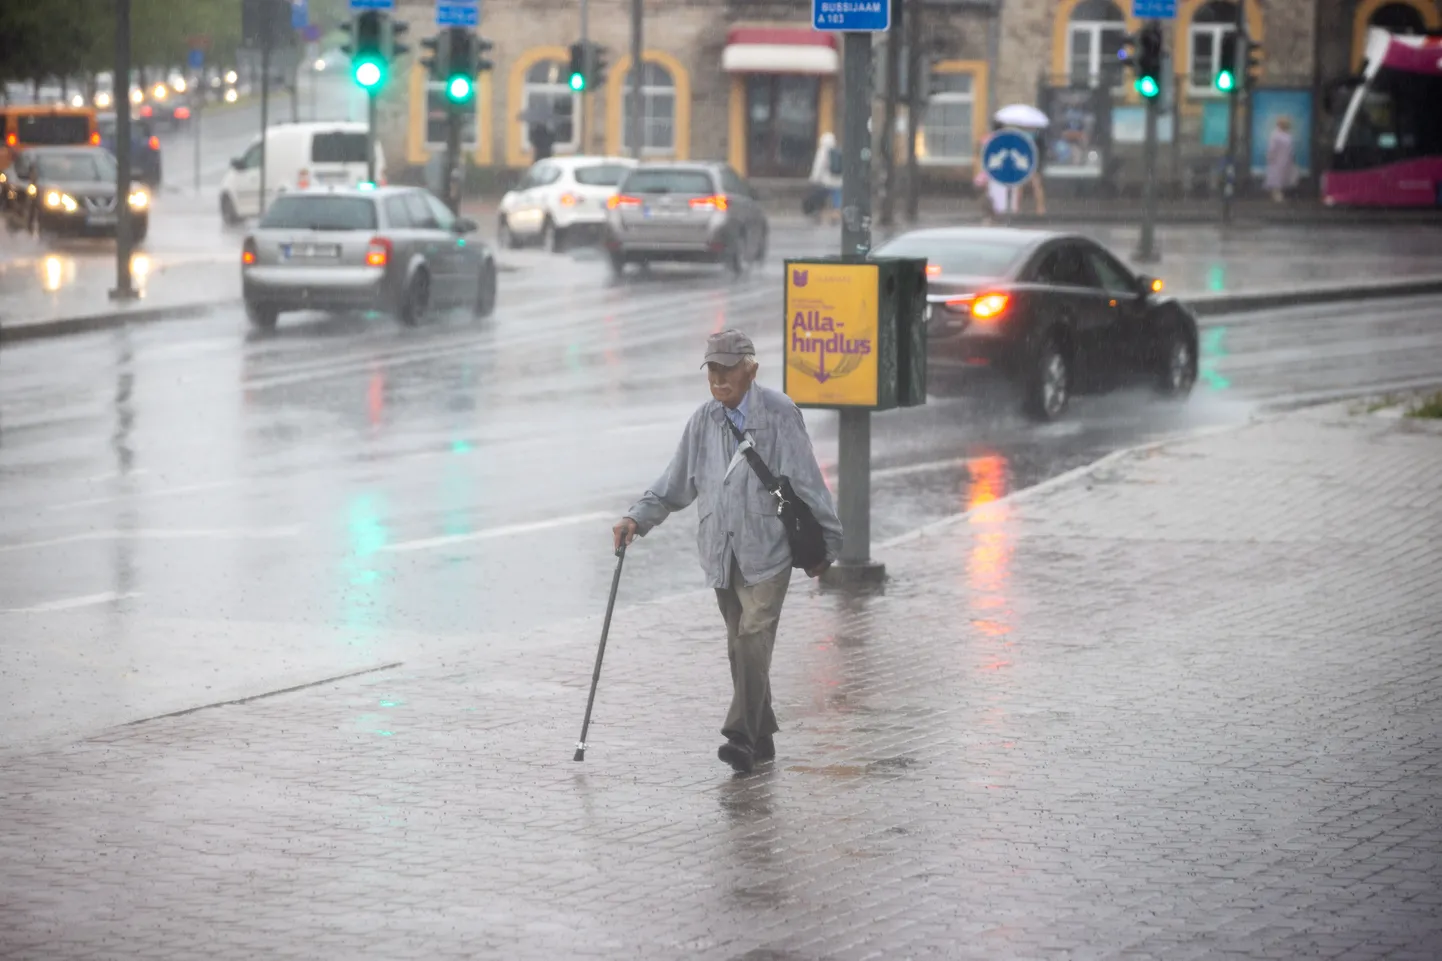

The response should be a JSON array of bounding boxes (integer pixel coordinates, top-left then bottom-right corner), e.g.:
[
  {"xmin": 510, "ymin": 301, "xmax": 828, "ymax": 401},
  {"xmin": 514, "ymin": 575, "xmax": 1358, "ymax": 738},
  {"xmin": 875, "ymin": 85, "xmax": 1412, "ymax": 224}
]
[{"xmin": 965, "ymin": 454, "xmax": 1014, "ymax": 644}]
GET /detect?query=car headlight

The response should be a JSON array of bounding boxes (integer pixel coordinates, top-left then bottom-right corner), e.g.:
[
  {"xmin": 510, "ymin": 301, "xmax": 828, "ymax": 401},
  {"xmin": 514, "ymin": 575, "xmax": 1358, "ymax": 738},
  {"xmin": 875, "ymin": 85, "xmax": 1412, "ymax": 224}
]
[
  {"xmin": 224, "ymin": 88, "xmax": 238, "ymax": 103},
  {"xmin": 128, "ymin": 190, "xmax": 149, "ymax": 209},
  {"xmin": 45, "ymin": 191, "xmax": 62, "ymax": 208},
  {"xmin": 61, "ymin": 194, "xmax": 78, "ymax": 212},
  {"xmin": 173, "ymin": 78, "xmax": 187, "ymax": 92},
  {"xmin": 95, "ymin": 92, "xmax": 112, "ymax": 108}
]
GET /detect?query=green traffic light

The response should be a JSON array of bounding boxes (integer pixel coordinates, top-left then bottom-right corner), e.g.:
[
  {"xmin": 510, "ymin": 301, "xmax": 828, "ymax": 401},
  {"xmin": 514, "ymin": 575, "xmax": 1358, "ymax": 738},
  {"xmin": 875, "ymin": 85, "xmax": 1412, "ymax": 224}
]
[
  {"xmin": 354, "ymin": 59, "xmax": 384, "ymax": 90},
  {"xmin": 1215, "ymin": 70, "xmax": 1235, "ymax": 92},
  {"xmin": 446, "ymin": 75, "xmax": 473, "ymax": 103},
  {"xmin": 568, "ymin": 72, "xmax": 586, "ymax": 92},
  {"xmin": 1135, "ymin": 75, "xmax": 1160, "ymax": 98}
]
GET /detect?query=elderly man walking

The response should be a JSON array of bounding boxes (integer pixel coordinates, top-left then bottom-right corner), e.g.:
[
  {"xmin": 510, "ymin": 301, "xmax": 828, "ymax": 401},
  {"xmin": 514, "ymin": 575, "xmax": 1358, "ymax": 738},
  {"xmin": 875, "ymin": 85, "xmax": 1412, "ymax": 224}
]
[{"xmin": 613, "ymin": 329, "xmax": 843, "ymax": 773}]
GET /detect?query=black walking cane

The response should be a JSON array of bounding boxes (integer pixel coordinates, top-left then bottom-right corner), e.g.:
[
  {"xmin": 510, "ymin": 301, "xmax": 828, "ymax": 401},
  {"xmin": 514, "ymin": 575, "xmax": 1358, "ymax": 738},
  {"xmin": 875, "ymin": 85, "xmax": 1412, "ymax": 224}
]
[{"xmin": 573, "ymin": 539, "xmax": 627, "ymax": 761}]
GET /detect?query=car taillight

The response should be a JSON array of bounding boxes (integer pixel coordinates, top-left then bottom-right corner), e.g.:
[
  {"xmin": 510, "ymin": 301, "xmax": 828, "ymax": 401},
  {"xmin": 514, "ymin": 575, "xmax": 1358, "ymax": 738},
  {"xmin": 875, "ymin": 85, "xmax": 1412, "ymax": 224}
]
[
  {"xmin": 607, "ymin": 194, "xmax": 641, "ymax": 209},
  {"xmin": 365, "ymin": 236, "xmax": 392, "ymax": 267},
  {"xmin": 297, "ymin": 168, "xmax": 310, "ymax": 189},
  {"xmin": 140, "ymin": 106, "xmax": 152, "ymax": 117},
  {"xmin": 90, "ymin": 132, "xmax": 101, "ymax": 145},
  {"xmin": 559, "ymin": 193, "xmax": 577, "ymax": 206},
  {"xmin": 970, "ymin": 292, "xmax": 1010, "ymax": 320},
  {"xmin": 925, "ymin": 263, "xmax": 941, "ymax": 277},
  {"xmin": 174, "ymin": 107, "xmax": 190, "ymax": 119},
  {"xmin": 5, "ymin": 133, "xmax": 15, "ymax": 146},
  {"xmin": 689, "ymin": 194, "xmax": 729, "ymax": 212},
  {"xmin": 241, "ymin": 239, "xmax": 257, "ymax": 267},
  {"xmin": 148, "ymin": 136, "xmax": 159, "ymax": 151}
]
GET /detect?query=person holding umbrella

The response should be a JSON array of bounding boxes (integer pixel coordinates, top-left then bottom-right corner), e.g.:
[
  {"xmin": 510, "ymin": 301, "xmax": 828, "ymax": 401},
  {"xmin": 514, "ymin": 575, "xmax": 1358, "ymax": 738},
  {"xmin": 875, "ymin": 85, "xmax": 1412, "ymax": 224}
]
[
  {"xmin": 519, "ymin": 103, "xmax": 555, "ymax": 161},
  {"xmin": 994, "ymin": 104, "xmax": 1049, "ymax": 216}
]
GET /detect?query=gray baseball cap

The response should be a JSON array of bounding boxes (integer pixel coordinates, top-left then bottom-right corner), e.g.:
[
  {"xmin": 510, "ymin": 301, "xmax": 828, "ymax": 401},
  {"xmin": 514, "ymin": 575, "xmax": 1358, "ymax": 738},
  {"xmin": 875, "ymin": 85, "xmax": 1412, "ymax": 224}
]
[{"xmin": 701, "ymin": 329, "xmax": 755, "ymax": 368}]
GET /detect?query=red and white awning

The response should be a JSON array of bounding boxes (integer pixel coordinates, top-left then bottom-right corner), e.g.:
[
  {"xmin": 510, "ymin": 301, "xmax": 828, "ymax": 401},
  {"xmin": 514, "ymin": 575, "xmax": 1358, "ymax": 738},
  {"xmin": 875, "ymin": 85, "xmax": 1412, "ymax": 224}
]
[{"xmin": 722, "ymin": 27, "xmax": 840, "ymax": 75}]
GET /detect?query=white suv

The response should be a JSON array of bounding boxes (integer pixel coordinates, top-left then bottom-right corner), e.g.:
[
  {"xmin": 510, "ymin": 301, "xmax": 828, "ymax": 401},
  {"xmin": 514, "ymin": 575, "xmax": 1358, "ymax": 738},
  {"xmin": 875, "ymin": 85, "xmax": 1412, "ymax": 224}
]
[{"xmin": 497, "ymin": 155, "xmax": 637, "ymax": 252}]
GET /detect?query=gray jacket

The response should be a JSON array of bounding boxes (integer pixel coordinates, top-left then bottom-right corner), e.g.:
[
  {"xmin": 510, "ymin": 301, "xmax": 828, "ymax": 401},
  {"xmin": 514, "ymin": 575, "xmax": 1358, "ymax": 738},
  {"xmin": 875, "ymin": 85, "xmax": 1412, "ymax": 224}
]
[{"xmin": 626, "ymin": 384, "xmax": 844, "ymax": 588}]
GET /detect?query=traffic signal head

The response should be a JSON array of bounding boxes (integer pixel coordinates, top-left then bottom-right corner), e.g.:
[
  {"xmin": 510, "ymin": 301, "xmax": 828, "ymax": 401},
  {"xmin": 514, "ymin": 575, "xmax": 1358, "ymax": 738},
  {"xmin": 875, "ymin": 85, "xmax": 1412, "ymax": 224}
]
[
  {"xmin": 591, "ymin": 44, "xmax": 609, "ymax": 87},
  {"xmin": 420, "ymin": 34, "xmax": 444, "ymax": 81},
  {"xmin": 1215, "ymin": 32, "xmax": 1239, "ymax": 92},
  {"xmin": 352, "ymin": 12, "xmax": 386, "ymax": 91},
  {"xmin": 474, "ymin": 36, "xmax": 495, "ymax": 73},
  {"xmin": 1135, "ymin": 23, "xmax": 1163, "ymax": 98},
  {"xmin": 1244, "ymin": 41, "xmax": 1263, "ymax": 89},
  {"xmin": 568, "ymin": 42, "xmax": 586, "ymax": 91},
  {"xmin": 445, "ymin": 28, "xmax": 475, "ymax": 104},
  {"xmin": 388, "ymin": 19, "xmax": 410, "ymax": 60}
]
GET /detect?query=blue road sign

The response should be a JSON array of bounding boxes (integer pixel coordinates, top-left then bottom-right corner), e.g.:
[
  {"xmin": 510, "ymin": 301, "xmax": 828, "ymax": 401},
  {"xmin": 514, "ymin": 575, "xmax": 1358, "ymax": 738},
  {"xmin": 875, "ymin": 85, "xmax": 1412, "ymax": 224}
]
[
  {"xmin": 291, "ymin": 0, "xmax": 308, "ymax": 29},
  {"xmin": 187, "ymin": 48, "xmax": 204, "ymax": 69},
  {"xmin": 980, "ymin": 128, "xmax": 1038, "ymax": 188},
  {"xmin": 436, "ymin": 1, "xmax": 479, "ymax": 27},
  {"xmin": 349, "ymin": 0, "xmax": 393, "ymax": 10},
  {"xmin": 813, "ymin": 0, "xmax": 890, "ymax": 32},
  {"xmin": 1132, "ymin": 0, "xmax": 1177, "ymax": 19}
]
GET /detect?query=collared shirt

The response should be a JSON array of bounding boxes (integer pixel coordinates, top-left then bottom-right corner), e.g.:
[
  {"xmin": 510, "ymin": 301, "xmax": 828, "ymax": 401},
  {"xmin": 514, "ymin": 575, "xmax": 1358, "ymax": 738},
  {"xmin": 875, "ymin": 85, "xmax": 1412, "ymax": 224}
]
[
  {"xmin": 723, "ymin": 390, "xmax": 749, "ymax": 448},
  {"xmin": 625, "ymin": 384, "xmax": 844, "ymax": 589}
]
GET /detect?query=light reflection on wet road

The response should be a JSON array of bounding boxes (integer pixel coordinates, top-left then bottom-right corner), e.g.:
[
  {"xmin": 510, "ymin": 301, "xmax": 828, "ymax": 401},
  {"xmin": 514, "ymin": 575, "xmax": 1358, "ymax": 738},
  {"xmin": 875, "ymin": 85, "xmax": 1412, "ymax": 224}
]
[{"xmin": 1, "ymin": 247, "xmax": 1439, "ymax": 743}]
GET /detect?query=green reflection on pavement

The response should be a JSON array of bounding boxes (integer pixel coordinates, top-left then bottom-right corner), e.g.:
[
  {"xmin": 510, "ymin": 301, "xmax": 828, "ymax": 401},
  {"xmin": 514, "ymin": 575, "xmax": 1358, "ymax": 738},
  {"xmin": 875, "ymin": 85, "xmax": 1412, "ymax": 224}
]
[
  {"xmin": 1200, "ymin": 327, "xmax": 1231, "ymax": 389},
  {"xmin": 1208, "ymin": 264, "xmax": 1227, "ymax": 292}
]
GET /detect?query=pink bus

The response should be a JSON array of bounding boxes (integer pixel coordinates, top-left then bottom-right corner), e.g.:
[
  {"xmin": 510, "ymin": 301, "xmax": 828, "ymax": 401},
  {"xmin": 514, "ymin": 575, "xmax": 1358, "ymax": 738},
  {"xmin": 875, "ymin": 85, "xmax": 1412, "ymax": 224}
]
[{"xmin": 1323, "ymin": 28, "xmax": 1442, "ymax": 208}]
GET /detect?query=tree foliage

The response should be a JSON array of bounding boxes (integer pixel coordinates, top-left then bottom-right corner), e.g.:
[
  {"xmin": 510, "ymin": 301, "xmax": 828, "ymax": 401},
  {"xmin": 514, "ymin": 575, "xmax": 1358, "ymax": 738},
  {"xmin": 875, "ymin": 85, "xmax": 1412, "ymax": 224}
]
[{"xmin": 0, "ymin": 0, "xmax": 246, "ymax": 86}]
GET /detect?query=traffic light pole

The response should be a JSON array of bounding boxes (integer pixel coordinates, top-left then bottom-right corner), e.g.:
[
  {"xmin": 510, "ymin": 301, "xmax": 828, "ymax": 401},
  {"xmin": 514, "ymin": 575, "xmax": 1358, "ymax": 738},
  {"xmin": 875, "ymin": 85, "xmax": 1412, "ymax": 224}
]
[
  {"xmin": 366, "ymin": 90, "xmax": 377, "ymax": 183},
  {"xmin": 822, "ymin": 30, "xmax": 884, "ymax": 589},
  {"xmin": 109, "ymin": 0, "xmax": 136, "ymax": 302},
  {"xmin": 1134, "ymin": 76, "xmax": 1160, "ymax": 263},
  {"xmin": 259, "ymin": 34, "xmax": 272, "ymax": 218},
  {"xmin": 578, "ymin": 0, "xmax": 589, "ymax": 151},
  {"xmin": 445, "ymin": 102, "xmax": 462, "ymax": 213},
  {"xmin": 1222, "ymin": 0, "xmax": 1246, "ymax": 225},
  {"xmin": 627, "ymin": 0, "xmax": 643, "ymax": 159}
]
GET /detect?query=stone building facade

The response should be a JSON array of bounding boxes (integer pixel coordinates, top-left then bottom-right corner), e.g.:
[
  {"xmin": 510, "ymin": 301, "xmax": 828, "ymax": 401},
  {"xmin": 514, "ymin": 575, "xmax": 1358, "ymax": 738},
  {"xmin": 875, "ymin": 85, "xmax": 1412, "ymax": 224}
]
[{"xmin": 378, "ymin": 0, "xmax": 1440, "ymax": 193}]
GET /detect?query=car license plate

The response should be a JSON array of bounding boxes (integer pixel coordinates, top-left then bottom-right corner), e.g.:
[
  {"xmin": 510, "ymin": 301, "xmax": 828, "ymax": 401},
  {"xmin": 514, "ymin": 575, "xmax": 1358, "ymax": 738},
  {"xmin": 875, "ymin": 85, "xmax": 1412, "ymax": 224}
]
[
  {"xmin": 87, "ymin": 213, "xmax": 116, "ymax": 226},
  {"xmin": 283, "ymin": 243, "xmax": 340, "ymax": 259}
]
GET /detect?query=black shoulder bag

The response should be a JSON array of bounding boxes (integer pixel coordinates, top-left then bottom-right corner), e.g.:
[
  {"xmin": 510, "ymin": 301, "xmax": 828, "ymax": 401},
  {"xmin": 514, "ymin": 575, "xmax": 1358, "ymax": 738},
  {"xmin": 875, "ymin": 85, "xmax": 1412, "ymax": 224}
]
[{"xmin": 725, "ymin": 418, "xmax": 830, "ymax": 571}]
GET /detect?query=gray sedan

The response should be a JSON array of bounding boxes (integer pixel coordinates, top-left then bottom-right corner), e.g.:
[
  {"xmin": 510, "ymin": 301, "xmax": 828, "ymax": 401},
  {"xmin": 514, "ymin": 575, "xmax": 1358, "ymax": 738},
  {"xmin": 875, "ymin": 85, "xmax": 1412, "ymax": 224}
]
[
  {"xmin": 601, "ymin": 162, "xmax": 768, "ymax": 279},
  {"xmin": 241, "ymin": 186, "xmax": 497, "ymax": 331}
]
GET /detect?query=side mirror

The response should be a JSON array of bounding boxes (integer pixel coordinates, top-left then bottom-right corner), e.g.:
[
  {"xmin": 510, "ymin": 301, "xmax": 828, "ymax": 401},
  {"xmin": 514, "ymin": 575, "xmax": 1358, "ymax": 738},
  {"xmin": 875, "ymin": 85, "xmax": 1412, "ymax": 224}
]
[
  {"xmin": 230, "ymin": 156, "xmax": 245, "ymax": 171},
  {"xmin": 452, "ymin": 215, "xmax": 477, "ymax": 233}
]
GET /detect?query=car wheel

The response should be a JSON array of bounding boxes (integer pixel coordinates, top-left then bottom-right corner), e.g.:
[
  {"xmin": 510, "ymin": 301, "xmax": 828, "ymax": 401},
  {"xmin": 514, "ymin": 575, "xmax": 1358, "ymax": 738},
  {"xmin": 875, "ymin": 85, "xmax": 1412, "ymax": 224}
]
[
  {"xmin": 245, "ymin": 300, "xmax": 278, "ymax": 331},
  {"xmin": 1156, "ymin": 327, "xmax": 1197, "ymax": 399},
  {"xmin": 220, "ymin": 193, "xmax": 241, "ymax": 226},
  {"xmin": 497, "ymin": 217, "xmax": 518, "ymax": 250},
  {"xmin": 473, "ymin": 260, "xmax": 497, "ymax": 319},
  {"xmin": 606, "ymin": 248, "xmax": 627, "ymax": 280},
  {"xmin": 1023, "ymin": 333, "xmax": 1072, "ymax": 422},
  {"xmin": 542, "ymin": 217, "xmax": 562, "ymax": 254},
  {"xmin": 754, "ymin": 225, "xmax": 768, "ymax": 264},
  {"xmin": 400, "ymin": 269, "xmax": 431, "ymax": 326},
  {"xmin": 724, "ymin": 230, "xmax": 748, "ymax": 278}
]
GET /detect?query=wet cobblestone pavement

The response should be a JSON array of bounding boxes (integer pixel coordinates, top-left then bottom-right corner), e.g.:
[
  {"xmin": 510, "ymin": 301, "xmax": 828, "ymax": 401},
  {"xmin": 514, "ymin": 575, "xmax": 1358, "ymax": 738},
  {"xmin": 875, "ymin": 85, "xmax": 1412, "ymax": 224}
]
[{"xmin": 3, "ymin": 404, "xmax": 1440, "ymax": 960}]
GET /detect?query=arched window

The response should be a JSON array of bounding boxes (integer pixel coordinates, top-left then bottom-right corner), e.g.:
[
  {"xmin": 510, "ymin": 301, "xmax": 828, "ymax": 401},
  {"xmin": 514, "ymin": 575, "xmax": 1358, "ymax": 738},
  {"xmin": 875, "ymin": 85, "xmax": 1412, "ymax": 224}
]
[
  {"xmin": 1369, "ymin": 2, "xmax": 1427, "ymax": 33},
  {"xmin": 522, "ymin": 59, "xmax": 579, "ymax": 153},
  {"xmin": 620, "ymin": 61, "xmax": 676, "ymax": 154},
  {"xmin": 1067, "ymin": 0, "xmax": 1128, "ymax": 89},
  {"xmin": 1189, "ymin": 1, "xmax": 1239, "ymax": 93}
]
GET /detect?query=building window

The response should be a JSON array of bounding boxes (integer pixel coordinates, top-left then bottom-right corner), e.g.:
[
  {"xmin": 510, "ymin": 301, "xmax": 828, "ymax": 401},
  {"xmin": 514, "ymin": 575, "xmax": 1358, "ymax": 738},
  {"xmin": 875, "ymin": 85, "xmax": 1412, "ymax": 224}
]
[
  {"xmin": 920, "ymin": 71, "xmax": 975, "ymax": 164},
  {"xmin": 1067, "ymin": 0, "xmax": 1128, "ymax": 89},
  {"xmin": 620, "ymin": 61, "xmax": 676, "ymax": 154},
  {"xmin": 522, "ymin": 59, "xmax": 578, "ymax": 152},
  {"xmin": 425, "ymin": 83, "xmax": 477, "ymax": 147},
  {"xmin": 1189, "ymin": 1, "xmax": 1239, "ymax": 94}
]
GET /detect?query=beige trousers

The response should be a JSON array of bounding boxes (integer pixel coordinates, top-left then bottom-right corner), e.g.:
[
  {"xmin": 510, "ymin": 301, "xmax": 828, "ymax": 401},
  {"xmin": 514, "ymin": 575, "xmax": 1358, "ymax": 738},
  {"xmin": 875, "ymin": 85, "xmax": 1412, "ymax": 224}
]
[{"xmin": 715, "ymin": 557, "xmax": 792, "ymax": 749}]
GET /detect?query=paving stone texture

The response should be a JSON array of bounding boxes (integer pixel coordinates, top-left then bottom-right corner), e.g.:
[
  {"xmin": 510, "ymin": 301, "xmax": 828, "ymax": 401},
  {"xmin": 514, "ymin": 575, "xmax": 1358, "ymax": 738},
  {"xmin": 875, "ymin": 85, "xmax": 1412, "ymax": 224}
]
[{"xmin": 2, "ymin": 403, "xmax": 1440, "ymax": 960}]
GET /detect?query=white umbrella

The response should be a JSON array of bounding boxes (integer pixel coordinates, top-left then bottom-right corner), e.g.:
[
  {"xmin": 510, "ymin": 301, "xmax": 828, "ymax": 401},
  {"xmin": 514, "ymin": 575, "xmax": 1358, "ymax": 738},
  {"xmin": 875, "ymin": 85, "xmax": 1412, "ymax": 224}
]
[{"xmin": 994, "ymin": 103, "xmax": 1049, "ymax": 130}]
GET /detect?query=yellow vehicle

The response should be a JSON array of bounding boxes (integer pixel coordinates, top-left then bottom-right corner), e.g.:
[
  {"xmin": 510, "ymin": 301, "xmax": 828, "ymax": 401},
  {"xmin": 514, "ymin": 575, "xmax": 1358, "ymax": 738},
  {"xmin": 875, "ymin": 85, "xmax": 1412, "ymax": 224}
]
[{"xmin": 0, "ymin": 105, "xmax": 100, "ymax": 173}]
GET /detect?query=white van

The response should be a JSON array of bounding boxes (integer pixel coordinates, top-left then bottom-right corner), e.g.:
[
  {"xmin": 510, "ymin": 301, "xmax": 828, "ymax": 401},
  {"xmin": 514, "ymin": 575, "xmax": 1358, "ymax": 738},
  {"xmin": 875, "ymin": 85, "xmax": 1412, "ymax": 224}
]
[{"xmin": 219, "ymin": 122, "xmax": 386, "ymax": 224}]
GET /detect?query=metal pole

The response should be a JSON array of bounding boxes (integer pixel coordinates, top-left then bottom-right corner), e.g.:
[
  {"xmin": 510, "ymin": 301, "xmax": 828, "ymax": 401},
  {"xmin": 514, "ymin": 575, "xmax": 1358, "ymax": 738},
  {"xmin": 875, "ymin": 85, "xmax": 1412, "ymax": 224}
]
[
  {"xmin": 627, "ymin": 0, "xmax": 643, "ymax": 159},
  {"xmin": 578, "ymin": 0, "xmax": 589, "ymax": 152},
  {"xmin": 366, "ymin": 91, "xmax": 377, "ymax": 183},
  {"xmin": 1134, "ymin": 72, "xmax": 1160, "ymax": 262},
  {"xmin": 109, "ymin": 0, "xmax": 136, "ymax": 302},
  {"xmin": 1223, "ymin": 0, "xmax": 1244, "ymax": 224},
  {"xmin": 259, "ymin": 34, "xmax": 271, "ymax": 218},
  {"xmin": 445, "ymin": 34, "xmax": 462, "ymax": 214},
  {"xmin": 878, "ymin": 0, "xmax": 901, "ymax": 228},
  {"xmin": 902, "ymin": 0, "xmax": 922, "ymax": 224},
  {"xmin": 193, "ymin": 98, "xmax": 202, "ymax": 194},
  {"xmin": 829, "ymin": 31, "xmax": 884, "ymax": 585}
]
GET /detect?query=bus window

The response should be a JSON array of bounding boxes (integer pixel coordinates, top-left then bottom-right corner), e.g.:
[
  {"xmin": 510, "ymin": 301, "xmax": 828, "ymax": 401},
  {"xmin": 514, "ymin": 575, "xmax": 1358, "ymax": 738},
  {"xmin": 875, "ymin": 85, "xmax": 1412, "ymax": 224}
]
[{"xmin": 16, "ymin": 114, "xmax": 93, "ymax": 146}]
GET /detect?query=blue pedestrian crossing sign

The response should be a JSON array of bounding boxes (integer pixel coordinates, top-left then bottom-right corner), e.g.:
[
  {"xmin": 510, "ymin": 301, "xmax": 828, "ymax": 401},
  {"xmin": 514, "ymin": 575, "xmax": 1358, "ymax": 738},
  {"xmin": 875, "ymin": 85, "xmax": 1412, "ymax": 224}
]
[{"xmin": 980, "ymin": 128, "xmax": 1038, "ymax": 188}]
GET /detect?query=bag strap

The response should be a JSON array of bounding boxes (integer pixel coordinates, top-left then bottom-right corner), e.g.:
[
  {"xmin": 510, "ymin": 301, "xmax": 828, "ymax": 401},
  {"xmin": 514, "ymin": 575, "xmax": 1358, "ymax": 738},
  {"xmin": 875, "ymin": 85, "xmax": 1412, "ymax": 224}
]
[{"xmin": 723, "ymin": 415, "xmax": 780, "ymax": 493}]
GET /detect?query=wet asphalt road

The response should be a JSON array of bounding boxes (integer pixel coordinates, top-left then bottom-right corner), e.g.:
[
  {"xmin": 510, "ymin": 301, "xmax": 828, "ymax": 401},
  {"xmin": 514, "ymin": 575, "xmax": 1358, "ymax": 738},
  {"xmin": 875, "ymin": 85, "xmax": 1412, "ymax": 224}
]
[{"xmin": 2, "ymin": 229, "xmax": 1440, "ymax": 745}]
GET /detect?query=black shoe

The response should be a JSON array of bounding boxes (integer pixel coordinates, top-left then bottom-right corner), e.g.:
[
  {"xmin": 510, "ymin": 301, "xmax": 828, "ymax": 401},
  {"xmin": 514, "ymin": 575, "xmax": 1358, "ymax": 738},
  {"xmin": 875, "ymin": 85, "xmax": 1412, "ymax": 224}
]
[
  {"xmin": 718, "ymin": 740, "xmax": 754, "ymax": 774},
  {"xmin": 754, "ymin": 735, "xmax": 775, "ymax": 762}
]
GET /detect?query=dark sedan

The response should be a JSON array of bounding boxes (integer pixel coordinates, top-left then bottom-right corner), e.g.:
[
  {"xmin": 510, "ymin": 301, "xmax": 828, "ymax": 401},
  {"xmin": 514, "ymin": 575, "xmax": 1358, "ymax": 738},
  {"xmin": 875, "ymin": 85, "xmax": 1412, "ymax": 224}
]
[
  {"xmin": 2, "ymin": 146, "xmax": 150, "ymax": 242},
  {"xmin": 97, "ymin": 113, "xmax": 162, "ymax": 187},
  {"xmin": 872, "ymin": 228, "xmax": 1198, "ymax": 421}
]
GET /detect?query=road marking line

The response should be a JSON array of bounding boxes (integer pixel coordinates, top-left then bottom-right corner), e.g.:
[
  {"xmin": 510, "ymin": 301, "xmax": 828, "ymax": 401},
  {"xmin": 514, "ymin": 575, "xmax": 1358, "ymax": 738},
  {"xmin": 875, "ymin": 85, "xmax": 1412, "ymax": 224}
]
[
  {"xmin": 0, "ymin": 527, "xmax": 301, "ymax": 553},
  {"xmin": 46, "ymin": 479, "xmax": 240, "ymax": 511},
  {"xmin": 382, "ymin": 511, "xmax": 615, "ymax": 553},
  {"xmin": 2, "ymin": 591, "xmax": 142, "ymax": 614}
]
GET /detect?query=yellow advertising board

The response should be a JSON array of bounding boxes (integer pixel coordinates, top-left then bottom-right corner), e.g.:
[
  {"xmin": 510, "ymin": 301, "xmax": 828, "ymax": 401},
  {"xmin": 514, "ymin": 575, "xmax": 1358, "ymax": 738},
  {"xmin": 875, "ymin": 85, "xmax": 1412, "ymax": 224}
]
[{"xmin": 783, "ymin": 262, "xmax": 880, "ymax": 408}]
